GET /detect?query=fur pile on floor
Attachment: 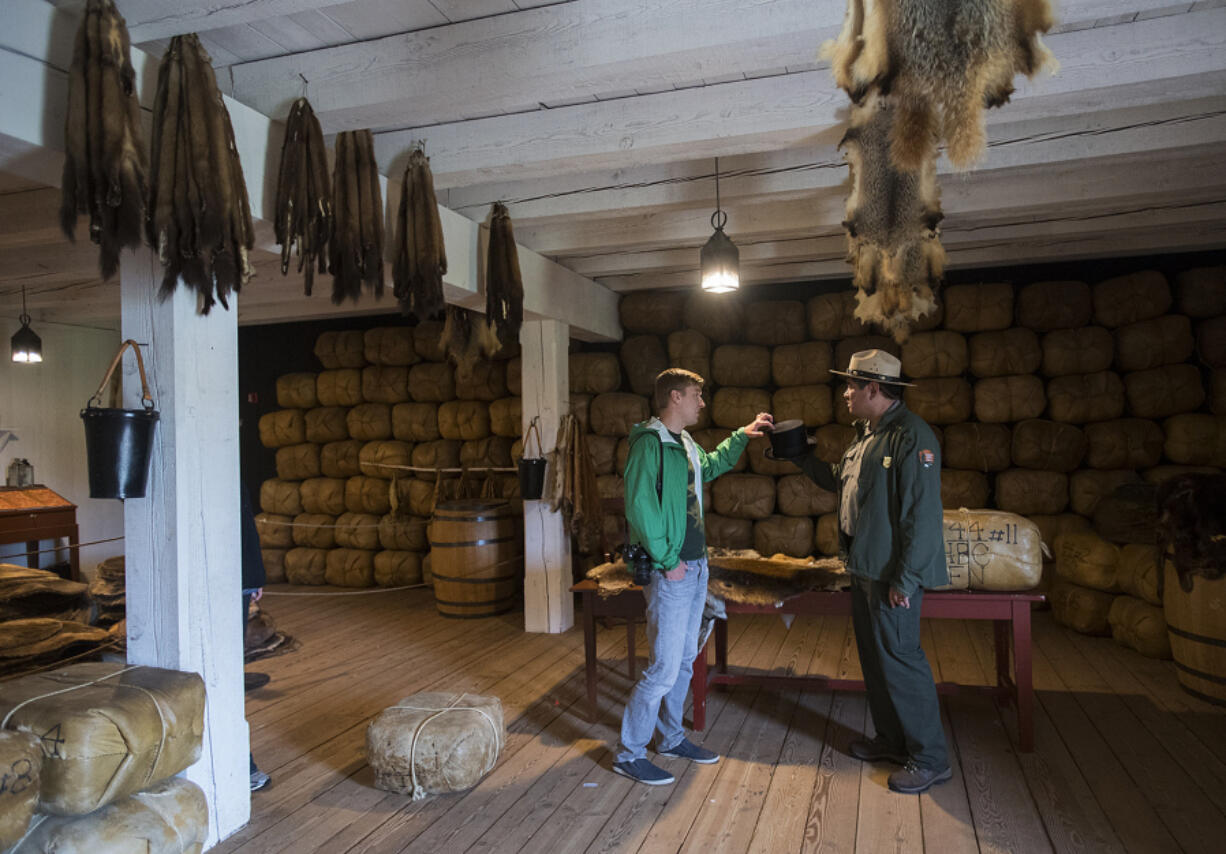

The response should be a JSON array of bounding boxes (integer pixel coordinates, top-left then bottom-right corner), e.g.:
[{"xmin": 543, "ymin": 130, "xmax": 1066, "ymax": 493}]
[
  {"xmin": 825, "ymin": 0, "xmax": 1057, "ymax": 341},
  {"xmin": 59, "ymin": 0, "xmax": 147, "ymax": 280},
  {"xmin": 587, "ymin": 549, "xmax": 848, "ymax": 604}
]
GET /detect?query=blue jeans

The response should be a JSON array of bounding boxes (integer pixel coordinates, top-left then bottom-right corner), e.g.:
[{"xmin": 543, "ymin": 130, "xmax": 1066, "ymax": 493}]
[{"xmin": 616, "ymin": 556, "xmax": 709, "ymax": 763}]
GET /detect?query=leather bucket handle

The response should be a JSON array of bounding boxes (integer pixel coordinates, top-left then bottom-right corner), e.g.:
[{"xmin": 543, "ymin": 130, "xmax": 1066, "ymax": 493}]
[{"xmin": 88, "ymin": 339, "xmax": 155, "ymax": 410}]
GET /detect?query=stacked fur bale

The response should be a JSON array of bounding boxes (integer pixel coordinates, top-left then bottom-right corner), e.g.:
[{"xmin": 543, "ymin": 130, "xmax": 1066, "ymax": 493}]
[
  {"xmin": 256, "ymin": 325, "xmax": 522, "ymax": 587},
  {"xmin": 605, "ymin": 266, "xmax": 1223, "ymax": 566}
]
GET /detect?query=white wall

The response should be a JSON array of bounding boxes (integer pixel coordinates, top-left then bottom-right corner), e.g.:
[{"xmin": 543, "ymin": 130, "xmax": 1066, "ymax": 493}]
[{"xmin": 0, "ymin": 316, "xmax": 123, "ymax": 577}]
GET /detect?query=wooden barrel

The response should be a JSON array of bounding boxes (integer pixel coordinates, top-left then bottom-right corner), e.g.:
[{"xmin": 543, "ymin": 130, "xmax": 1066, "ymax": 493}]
[
  {"xmin": 428, "ymin": 500, "xmax": 523, "ymax": 618},
  {"xmin": 1164, "ymin": 563, "xmax": 1226, "ymax": 705}
]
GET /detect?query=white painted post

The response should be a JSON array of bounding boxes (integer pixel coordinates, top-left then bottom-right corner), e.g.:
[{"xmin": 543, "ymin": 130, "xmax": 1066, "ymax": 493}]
[
  {"xmin": 120, "ymin": 248, "xmax": 248, "ymax": 846},
  {"xmin": 520, "ymin": 318, "xmax": 574, "ymax": 633}
]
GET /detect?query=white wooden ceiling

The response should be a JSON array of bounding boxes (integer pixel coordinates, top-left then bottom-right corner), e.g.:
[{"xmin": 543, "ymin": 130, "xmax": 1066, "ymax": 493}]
[{"xmin": 3, "ymin": 0, "xmax": 1225, "ymax": 328}]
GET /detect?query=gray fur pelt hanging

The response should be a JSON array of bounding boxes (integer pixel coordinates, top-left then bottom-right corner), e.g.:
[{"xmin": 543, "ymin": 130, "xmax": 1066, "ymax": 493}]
[
  {"xmin": 826, "ymin": 0, "xmax": 1057, "ymax": 171},
  {"xmin": 59, "ymin": 0, "xmax": 147, "ymax": 280},
  {"xmin": 392, "ymin": 148, "xmax": 447, "ymax": 320},
  {"xmin": 146, "ymin": 34, "xmax": 254, "ymax": 313},
  {"xmin": 329, "ymin": 129, "xmax": 385, "ymax": 304},
  {"xmin": 841, "ymin": 91, "xmax": 944, "ymax": 341},
  {"xmin": 274, "ymin": 98, "xmax": 331, "ymax": 296},
  {"xmin": 485, "ymin": 202, "xmax": 524, "ymax": 350},
  {"xmin": 440, "ymin": 305, "xmax": 499, "ymax": 376}
]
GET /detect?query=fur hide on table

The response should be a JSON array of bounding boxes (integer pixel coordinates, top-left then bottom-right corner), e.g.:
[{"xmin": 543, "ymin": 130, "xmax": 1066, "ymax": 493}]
[{"xmin": 587, "ymin": 549, "xmax": 849, "ymax": 605}]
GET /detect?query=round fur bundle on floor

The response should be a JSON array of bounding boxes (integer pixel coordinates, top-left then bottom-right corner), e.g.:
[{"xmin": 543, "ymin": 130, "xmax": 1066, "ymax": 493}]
[
  {"xmin": 254, "ymin": 513, "xmax": 293, "ymax": 549},
  {"xmin": 300, "ymin": 478, "xmax": 347, "ymax": 515},
  {"xmin": 1084, "ymin": 420, "xmax": 1164, "ymax": 470},
  {"xmin": 367, "ymin": 692, "xmax": 504, "ymax": 799},
  {"xmin": 259, "ymin": 410, "xmax": 306, "ymax": 448},
  {"xmin": 1016, "ymin": 280, "xmax": 1092, "ymax": 330},
  {"xmin": 260, "ymin": 479, "xmax": 302, "ymax": 516},
  {"xmin": 305, "ymin": 408, "xmax": 350, "ymax": 444},
  {"xmin": 1011, "ymin": 420, "xmax": 1085, "ymax": 472},
  {"xmin": 754, "ymin": 516, "xmax": 815, "ymax": 558},
  {"xmin": 276, "ymin": 373, "xmax": 318, "ymax": 409},
  {"xmin": 348, "ymin": 404, "xmax": 393, "ymax": 441},
  {"xmin": 1092, "ymin": 270, "xmax": 1170, "ymax": 327},
  {"xmin": 705, "ymin": 514, "xmax": 754, "ymax": 550},
  {"xmin": 969, "ymin": 328, "xmax": 1041, "ymax": 377},
  {"xmin": 365, "ymin": 327, "xmax": 418, "ymax": 366},
  {"xmin": 943, "ymin": 422, "xmax": 1011, "ymax": 472},
  {"xmin": 374, "ymin": 551, "xmax": 423, "ymax": 587},
  {"xmin": 291, "ymin": 514, "xmax": 336, "ymax": 549},
  {"xmin": 941, "ymin": 470, "xmax": 989, "ymax": 509},
  {"xmin": 274, "ymin": 98, "xmax": 331, "ymax": 296},
  {"xmin": 147, "ymin": 35, "xmax": 253, "ymax": 312},
  {"xmin": 315, "ymin": 330, "xmax": 367, "ymax": 369},
  {"xmin": 1041, "ymin": 327, "xmax": 1114, "ymax": 377},
  {"xmin": 276, "ymin": 443, "xmax": 322, "ymax": 480},
  {"xmin": 60, "ymin": 0, "xmax": 147, "ymax": 281}
]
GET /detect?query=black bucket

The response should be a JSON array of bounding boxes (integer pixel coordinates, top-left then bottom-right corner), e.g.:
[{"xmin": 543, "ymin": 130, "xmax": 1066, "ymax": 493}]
[
  {"xmin": 81, "ymin": 406, "xmax": 159, "ymax": 499},
  {"xmin": 517, "ymin": 457, "xmax": 546, "ymax": 500}
]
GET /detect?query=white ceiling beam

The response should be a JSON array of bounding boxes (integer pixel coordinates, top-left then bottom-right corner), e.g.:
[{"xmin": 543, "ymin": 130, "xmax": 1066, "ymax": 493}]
[
  {"xmin": 601, "ymin": 206, "xmax": 1226, "ymax": 292},
  {"xmin": 0, "ymin": 0, "xmax": 620, "ymax": 340},
  {"xmin": 449, "ymin": 97, "xmax": 1226, "ymax": 228},
  {"xmin": 230, "ymin": 0, "xmax": 1205, "ymax": 136},
  {"xmin": 517, "ymin": 145, "xmax": 1226, "ymax": 256},
  {"xmin": 73, "ymin": 0, "xmax": 344, "ymax": 43},
  {"xmin": 371, "ymin": 7, "xmax": 1226, "ymax": 185},
  {"xmin": 230, "ymin": 0, "xmax": 842, "ymax": 131}
]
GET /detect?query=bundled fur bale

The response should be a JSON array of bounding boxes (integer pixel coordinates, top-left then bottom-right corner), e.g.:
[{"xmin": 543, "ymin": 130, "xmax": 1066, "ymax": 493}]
[
  {"xmin": 60, "ymin": 0, "xmax": 147, "ymax": 280},
  {"xmin": 393, "ymin": 148, "xmax": 447, "ymax": 319},
  {"xmin": 274, "ymin": 98, "xmax": 331, "ymax": 295},
  {"xmin": 147, "ymin": 35, "xmax": 253, "ymax": 313},
  {"xmin": 486, "ymin": 202, "xmax": 525, "ymax": 345},
  {"xmin": 826, "ymin": 0, "xmax": 1057, "ymax": 171},
  {"xmin": 839, "ymin": 92, "xmax": 944, "ymax": 341},
  {"xmin": 329, "ymin": 129, "xmax": 384, "ymax": 304}
]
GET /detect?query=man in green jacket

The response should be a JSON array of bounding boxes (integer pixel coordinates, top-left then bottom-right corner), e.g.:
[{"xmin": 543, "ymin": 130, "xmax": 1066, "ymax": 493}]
[
  {"xmin": 789, "ymin": 349, "xmax": 952, "ymax": 794},
  {"xmin": 613, "ymin": 368, "xmax": 773, "ymax": 786}
]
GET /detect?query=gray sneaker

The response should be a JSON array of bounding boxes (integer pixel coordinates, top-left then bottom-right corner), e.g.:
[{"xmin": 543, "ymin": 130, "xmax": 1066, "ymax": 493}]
[
  {"xmin": 888, "ymin": 761, "xmax": 952, "ymax": 794},
  {"xmin": 612, "ymin": 758, "xmax": 675, "ymax": 785},
  {"xmin": 657, "ymin": 737, "xmax": 719, "ymax": 764},
  {"xmin": 250, "ymin": 769, "xmax": 271, "ymax": 791}
]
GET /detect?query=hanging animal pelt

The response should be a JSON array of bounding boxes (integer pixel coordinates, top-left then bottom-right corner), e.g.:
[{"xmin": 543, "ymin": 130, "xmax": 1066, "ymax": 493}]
[
  {"xmin": 329, "ymin": 129, "xmax": 384, "ymax": 304},
  {"xmin": 485, "ymin": 202, "xmax": 524, "ymax": 349},
  {"xmin": 392, "ymin": 148, "xmax": 447, "ymax": 319},
  {"xmin": 440, "ymin": 305, "xmax": 500, "ymax": 376},
  {"xmin": 146, "ymin": 34, "xmax": 254, "ymax": 313},
  {"xmin": 59, "ymin": 0, "xmax": 147, "ymax": 280},
  {"xmin": 825, "ymin": 0, "xmax": 1057, "ymax": 170},
  {"xmin": 841, "ymin": 91, "xmax": 944, "ymax": 341},
  {"xmin": 274, "ymin": 98, "xmax": 331, "ymax": 296}
]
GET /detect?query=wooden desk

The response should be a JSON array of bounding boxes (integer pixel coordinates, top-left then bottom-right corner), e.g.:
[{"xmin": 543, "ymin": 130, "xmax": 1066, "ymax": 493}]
[
  {"xmin": 572, "ymin": 580, "xmax": 1044, "ymax": 752},
  {"xmin": 0, "ymin": 486, "xmax": 81, "ymax": 581}
]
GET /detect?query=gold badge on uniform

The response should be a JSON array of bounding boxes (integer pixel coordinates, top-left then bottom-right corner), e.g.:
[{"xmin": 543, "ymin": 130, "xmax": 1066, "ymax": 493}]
[{"xmin": 882, "ymin": 456, "xmax": 892, "ymax": 469}]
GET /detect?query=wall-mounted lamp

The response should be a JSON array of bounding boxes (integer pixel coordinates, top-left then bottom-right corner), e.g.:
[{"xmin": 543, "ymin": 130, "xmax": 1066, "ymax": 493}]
[
  {"xmin": 11, "ymin": 287, "xmax": 42, "ymax": 363},
  {"xmin": 700, "ymin": 157, "xmax": 739, "ymax": 294}
]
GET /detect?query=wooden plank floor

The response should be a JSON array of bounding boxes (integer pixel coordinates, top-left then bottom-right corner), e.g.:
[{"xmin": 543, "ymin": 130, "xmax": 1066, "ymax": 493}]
[{"xmin": 216, "ymin": 586, "xmax": 1226, "ymax": 854}]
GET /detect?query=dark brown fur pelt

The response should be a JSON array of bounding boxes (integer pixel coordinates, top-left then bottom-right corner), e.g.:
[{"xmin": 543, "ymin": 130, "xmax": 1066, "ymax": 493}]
[
  {"xmin": 392, "ymin": 148, "xmax": 447, "ymax": 320},
  {"xmin": 274, "ymin": 98, "xmax": 331, "ymax": 296},
  {"xmin": 440, "ymin": 305, "xmax": 500, "ymax": 376},
  {"xmin": 1156, "ymin": 474, "xmax": 1226, "ymax": 593},
  {"xmin": 826, "ymin": 0, "xmax": 1057, "ymax": 170},
  {"xmin": 59, "ymin": 0, "xmax": 147, "ymax": 280},
  {"xmin": 485, "ymin": 202, "xmax": 524, "ymax": 351},
  {"xmin": 840, "ymin": 92, "xmax": 944, "ymax": 341},
  {"xmin": 329, "ymin": 129, "xmax": 384, "ymax": 304},
  {"xmin": 146, "ymin": 34, "xmax": 254, "ymax": 313}
]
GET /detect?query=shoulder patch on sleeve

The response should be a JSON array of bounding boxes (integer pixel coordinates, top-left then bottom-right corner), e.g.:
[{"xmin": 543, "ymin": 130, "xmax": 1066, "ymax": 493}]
[{"xmin": 918, "ymin": 449, "xmax": 935, "ymax": 468}]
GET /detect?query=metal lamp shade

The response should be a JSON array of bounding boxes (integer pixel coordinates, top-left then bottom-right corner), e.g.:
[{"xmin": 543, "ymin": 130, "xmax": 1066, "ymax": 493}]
[
  {"xmin": 11, "ymin": 318, "xmax": 42, "ymax": 363},
  {"xmin": 700, "ymin": 222, "xmax": 739, "ymax": 294}
]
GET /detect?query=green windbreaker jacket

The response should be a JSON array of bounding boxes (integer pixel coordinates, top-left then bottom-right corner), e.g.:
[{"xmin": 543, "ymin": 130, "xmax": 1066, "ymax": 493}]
[
  {"xmin": 794, "ymin": 401, "xmax": 948, "ymax": 596},
  {"xmin": 623, "ymin": 418, "xmax": 749, "ymax": 571}
]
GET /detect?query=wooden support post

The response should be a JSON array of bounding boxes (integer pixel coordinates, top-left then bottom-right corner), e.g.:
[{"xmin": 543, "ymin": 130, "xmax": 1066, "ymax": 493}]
[
  {"xmin": 520, "ymin": 318, "xmax": 573, "ymax": 633},
  {"xmin": 120, "ymin": 248, "xmax": 248, "ymax": 846}
]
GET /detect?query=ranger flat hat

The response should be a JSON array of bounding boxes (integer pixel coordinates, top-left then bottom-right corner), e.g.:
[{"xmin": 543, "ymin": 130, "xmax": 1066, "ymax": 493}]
[{"xmin": 829, "ymin": 349, "xmax": 915, "ymax": 387}]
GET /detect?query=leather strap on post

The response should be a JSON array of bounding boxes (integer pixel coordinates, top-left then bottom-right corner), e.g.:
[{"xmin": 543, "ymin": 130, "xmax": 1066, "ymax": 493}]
[
  {"xmin": 88, "ymin": 339, "xmax": 155, "ymax": 411},
  {"xmin": 522, "ymin": 415, "xmax": 543, "ymax": 458}
]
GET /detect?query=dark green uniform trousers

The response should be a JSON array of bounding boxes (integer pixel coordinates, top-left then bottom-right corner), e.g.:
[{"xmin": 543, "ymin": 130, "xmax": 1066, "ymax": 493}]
[{"xmin": 851, "ymin": 574, "xmax": 949, "ymax": 771}]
